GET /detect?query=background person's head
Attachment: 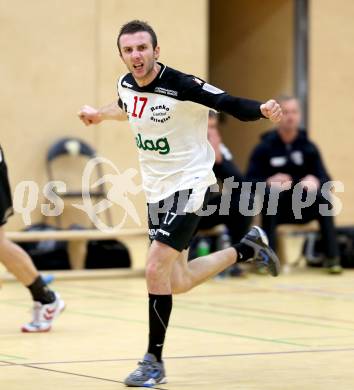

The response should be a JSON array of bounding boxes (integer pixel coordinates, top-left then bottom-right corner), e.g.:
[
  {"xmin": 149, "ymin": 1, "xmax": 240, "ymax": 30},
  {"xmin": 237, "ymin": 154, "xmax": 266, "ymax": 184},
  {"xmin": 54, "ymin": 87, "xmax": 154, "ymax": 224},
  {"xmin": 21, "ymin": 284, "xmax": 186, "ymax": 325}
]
[
  {"xmin": 276, "ymin": 96, "xmax": 302, "ymax": 144},
  {"xmin": 117, "ymin": 20, "xmax": 160, "ymax": 82}
]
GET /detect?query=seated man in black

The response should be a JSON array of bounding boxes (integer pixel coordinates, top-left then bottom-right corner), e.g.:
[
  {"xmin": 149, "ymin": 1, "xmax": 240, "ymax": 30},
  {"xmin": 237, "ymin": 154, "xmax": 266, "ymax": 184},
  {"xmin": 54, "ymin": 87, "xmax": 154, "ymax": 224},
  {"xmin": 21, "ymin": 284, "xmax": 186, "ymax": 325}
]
[
  {"xmin": 196, "ymin": 111, "xmax": 252, "ymax": 275},
  {"xmin": 246, "ymin": 96, "xmax": 342, "ymax": 274}
]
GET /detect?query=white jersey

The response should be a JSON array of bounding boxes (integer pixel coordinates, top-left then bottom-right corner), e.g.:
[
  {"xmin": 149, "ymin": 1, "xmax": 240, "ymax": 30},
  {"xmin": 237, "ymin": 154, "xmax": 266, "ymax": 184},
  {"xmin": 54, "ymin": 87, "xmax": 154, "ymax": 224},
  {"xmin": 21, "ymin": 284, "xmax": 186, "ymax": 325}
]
[{"xmin": 117, "ymin": 63, "xmax": 263, "ymax": 206}]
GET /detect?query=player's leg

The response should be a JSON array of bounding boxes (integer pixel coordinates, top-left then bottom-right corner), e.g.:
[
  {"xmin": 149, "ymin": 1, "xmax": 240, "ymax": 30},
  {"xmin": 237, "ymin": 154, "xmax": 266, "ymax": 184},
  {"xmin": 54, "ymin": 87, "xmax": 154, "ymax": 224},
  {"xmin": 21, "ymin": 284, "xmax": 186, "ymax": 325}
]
[
  {"xmin": 0, "ymin": 148, "xmax": 64, "ymax": 332},
  {"xmin": 125, "ymin": 189, "xmax": 280, "ymax": 387},
  {"xmin": 0, "ymin": 227, "xmax": 65, "ymax": 332},
  {"xmin": 0, "ymin": 227, "xmax": 38, "ymax": 285},
  {"xmin": 171, "ymin": 247, "xmax": 236, "ymax": 294},
  {"xmin": 170, "ymin": 226, "xmax": 280, "ymax": 294},
  {"xmin": 125, "ymin": 240, "xmax": 178, "ymax": 387}
]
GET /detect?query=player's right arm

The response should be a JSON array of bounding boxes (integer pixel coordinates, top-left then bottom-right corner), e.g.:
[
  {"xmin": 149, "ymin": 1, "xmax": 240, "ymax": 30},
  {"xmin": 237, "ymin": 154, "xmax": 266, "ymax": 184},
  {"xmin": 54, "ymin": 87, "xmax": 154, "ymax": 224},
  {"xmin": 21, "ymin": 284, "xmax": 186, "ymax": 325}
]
[{"xmin": 78, "ymin": 101, "xmax": 127, "ymax": 126}]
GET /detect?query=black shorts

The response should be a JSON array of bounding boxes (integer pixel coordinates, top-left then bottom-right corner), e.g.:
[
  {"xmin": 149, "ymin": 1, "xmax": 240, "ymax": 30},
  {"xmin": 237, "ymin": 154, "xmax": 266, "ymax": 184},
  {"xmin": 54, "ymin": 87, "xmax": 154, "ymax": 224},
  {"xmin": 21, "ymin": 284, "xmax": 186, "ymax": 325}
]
[
  {"xmin": 0, "ymin": 147, "xmax": 14, "ymax": 226},
  {"xmin": 148, "ymin": 188, "xmax": 211, "ymax": 252}
]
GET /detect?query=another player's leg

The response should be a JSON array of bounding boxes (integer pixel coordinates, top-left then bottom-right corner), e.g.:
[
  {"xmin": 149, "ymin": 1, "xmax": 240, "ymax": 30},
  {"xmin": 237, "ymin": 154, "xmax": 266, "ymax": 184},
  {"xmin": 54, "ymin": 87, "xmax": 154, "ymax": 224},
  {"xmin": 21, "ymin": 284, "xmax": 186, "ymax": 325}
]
[
  {"xmin": 124, "ymin": 241, "xmax": 178, "ymax": 387},
  {"xmin": 0, "ymin": 227, "xmax": 65, "ymax": 332}
]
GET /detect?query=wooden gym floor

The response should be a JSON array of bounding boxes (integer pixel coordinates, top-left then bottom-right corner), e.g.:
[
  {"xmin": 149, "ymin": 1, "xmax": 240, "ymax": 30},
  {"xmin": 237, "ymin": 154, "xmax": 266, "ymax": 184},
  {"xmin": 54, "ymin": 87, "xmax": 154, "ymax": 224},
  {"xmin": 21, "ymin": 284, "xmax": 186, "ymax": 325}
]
[{"xmin": 1, "ymin": 268, "xmax": 354, "ymax": 389}]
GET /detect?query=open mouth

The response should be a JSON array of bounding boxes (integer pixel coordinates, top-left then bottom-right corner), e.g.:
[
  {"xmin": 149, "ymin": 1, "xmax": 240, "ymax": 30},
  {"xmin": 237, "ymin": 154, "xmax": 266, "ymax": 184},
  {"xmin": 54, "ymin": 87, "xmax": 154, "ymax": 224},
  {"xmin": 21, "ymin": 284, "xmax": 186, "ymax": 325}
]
[{"xmin": 133, "ymin": 63, "xmax": 144, "ymax": 70}]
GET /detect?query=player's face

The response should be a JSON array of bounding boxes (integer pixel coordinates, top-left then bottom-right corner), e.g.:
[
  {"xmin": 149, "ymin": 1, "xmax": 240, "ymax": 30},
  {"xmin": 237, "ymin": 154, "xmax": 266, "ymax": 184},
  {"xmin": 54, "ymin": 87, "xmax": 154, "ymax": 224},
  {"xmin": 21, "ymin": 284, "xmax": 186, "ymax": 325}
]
[
  {"xmin": 119, "ymin": 32, "xmax": 160, "ymax": 83},
  {"xmin": 279, "ymin": 99, "xmax": 301, "ymax": 132}
]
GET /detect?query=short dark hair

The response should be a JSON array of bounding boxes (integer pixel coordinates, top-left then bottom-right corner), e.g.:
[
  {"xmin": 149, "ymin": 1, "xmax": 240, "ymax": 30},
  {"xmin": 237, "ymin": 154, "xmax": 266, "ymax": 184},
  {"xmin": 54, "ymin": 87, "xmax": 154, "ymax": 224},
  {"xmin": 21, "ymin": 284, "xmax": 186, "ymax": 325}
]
[{"xmin": 117, "ymin": 20, "xmax": 158, "ymax": 54}]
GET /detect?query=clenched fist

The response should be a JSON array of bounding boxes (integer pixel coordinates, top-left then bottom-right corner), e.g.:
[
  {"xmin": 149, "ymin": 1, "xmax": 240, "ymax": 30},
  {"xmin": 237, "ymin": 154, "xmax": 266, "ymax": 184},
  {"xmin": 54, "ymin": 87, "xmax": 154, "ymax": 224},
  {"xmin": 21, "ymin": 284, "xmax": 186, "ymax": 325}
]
[
  {"xmin": 78, "ymin": 105, "xmax": 102, "ymax": 126},
  {"xmin": 260, "ymin": 99, "xmax": 282, "ymax": 123}
]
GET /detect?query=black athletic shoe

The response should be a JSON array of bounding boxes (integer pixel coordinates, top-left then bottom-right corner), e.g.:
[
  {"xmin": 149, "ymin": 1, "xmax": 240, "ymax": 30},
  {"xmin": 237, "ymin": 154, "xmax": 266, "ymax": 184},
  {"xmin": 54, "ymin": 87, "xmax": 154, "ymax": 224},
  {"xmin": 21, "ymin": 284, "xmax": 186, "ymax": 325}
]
[{"xmin": 240, "ymin": 226, "xmax": 280, "ymax": 277}]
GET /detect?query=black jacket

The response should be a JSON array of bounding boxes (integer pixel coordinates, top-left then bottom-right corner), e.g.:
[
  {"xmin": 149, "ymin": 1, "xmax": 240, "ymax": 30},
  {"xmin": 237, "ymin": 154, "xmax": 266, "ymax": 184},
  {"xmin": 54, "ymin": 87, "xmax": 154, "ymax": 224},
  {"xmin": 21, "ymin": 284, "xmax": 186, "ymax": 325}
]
[
  {"xmin": 213, "ymin": 144, "xmax": 244, "ymax": 183},
  {"xmin": 246, "ymin": 129, "xmax": 331, "ymax": 185}
]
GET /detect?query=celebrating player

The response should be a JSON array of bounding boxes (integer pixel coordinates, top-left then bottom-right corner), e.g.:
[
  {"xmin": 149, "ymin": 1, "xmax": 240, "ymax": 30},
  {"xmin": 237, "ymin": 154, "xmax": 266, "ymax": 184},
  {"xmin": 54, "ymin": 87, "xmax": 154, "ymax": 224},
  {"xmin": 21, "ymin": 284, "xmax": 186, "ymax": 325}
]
[{"xmin": 78, "ymin": 20, "xmax": 282, "ymax": 387}]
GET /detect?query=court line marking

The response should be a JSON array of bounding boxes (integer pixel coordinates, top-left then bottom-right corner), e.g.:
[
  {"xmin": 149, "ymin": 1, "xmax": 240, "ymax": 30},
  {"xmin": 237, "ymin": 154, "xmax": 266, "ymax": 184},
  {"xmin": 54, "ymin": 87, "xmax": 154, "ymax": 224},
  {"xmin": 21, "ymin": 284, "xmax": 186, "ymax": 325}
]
[
  {"xmin": 0, "ymin": 360, "xmax": 16, "ymax": 366},
  {"xmin": 21, "ymin": 364, "xmax": 168, "ymax": 390},
  {"xmin": 0, "ymin": 294, "xmax": 336, "ymax": 348},
  {"xmin": 46, "ymin": 278, "xmax": 354, "ymax": 312},
  {"xmin": 180, "ymin": 299, "xmax": 354, "ymax": 326},
  {"xmin": 57, "ymin": 282, "xmax": 354, "ymax": 327},
  {"xmin": 2, "ymin": 281, "xmax": 354, "ymax": 358},
  {"xmin": 0, "ymin": 353, "xmax": 27, "ymax": 360},
  {"xmin": 173, "ymin": 301, "xmax": 354, "ymax": 333},
  {"xmin": 1, "ymin": 347, "xmax": 354, "ymax": 368},
  {"xmin": 44, "ymin": 284, "xmax": 354, "ymax": 336},
  {"xmin": 2, "ymin": 295, "xmax": 352, "ymax": 352},
  {"xmin": 69, "ymin": 309, "xmax": 309, "ymax": 347},
  {"xmin": 282, "ymin": 335, "xmax": 354, "ymax": 340},
  {"xmin": 2, "ymin": 293, "xmax": 354, "ymax": 334},
  {"xmin": 210, "ymin": 279, "xmax": 354, "ymax": 302},
  {"xmin": 0, "ymin": 300, "xmax": 308, "ymax": 347}
]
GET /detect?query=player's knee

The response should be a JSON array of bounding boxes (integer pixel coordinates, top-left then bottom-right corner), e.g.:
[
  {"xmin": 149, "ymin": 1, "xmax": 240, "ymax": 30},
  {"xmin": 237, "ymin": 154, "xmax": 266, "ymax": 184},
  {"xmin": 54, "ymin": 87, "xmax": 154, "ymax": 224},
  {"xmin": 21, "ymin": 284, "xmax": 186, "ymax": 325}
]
[{"xmin": 145, "ymin": 258, "xmax": 168, "ymax": 281}]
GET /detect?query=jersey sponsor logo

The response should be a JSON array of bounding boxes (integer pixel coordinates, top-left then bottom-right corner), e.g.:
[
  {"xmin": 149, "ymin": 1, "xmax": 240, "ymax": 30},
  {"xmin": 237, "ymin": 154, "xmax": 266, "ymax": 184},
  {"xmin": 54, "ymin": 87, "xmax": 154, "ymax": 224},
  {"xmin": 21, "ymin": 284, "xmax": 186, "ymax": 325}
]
[
  {"xmin": 149, "ymin": 228, "xmax": 158, "ymax": 238},
  {"xmin": 202, "ymin": 83, "xmax": 224, "ymax": 94},
  {"xmin": 122, "ymin": 80, "xmax": 133, "ymax": 88},
  {"xmin": 150, "ymin": 104, "xmax": 171, "ymax": 124},
  {"xmin": 148, "ymin": 228, "xmax": 171, "ymax": 237},
  {"xmin": 158, "ymin": 229, "xmax": 171, "ymax": 237},
  {"xmin": 154, "ymin": 86, "xmax": 178, "ymax": 97},
  {"xmin": 135, "ymin": 133, "xmax": 170, "ymax": 155}
]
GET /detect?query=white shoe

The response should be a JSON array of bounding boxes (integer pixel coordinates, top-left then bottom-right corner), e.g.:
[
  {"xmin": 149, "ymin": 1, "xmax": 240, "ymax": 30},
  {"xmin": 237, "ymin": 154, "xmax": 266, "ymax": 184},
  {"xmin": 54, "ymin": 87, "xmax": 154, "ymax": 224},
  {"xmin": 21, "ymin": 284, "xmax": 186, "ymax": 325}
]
[{"xmin": 21, "ymin": 292, "xmax": 65, "ymax": 333}]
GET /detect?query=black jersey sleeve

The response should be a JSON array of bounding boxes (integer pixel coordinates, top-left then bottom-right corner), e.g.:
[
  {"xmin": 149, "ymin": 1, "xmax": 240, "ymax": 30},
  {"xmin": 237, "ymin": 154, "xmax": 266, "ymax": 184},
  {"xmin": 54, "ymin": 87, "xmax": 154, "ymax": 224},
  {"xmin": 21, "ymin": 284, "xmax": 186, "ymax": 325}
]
[{"xmin": 181, "ymin": 75, "xmax": 264, "ymax": 121}]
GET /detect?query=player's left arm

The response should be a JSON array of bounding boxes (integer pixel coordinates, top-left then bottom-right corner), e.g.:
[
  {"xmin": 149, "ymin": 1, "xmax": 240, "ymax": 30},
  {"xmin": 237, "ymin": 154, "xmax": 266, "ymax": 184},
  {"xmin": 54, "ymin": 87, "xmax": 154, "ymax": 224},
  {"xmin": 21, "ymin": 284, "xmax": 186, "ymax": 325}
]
[{"xmin": 182, "ymin": 77, "xmax": 281, "ymax": 123}]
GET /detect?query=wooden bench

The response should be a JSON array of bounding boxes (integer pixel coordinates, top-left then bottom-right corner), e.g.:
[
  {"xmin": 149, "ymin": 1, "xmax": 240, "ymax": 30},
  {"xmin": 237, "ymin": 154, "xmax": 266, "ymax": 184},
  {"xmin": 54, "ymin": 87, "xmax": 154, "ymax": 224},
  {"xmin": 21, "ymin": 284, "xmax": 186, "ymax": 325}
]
[{"xmin": 6, "ymin": 228, "xmax": 147, "ymax": 270}]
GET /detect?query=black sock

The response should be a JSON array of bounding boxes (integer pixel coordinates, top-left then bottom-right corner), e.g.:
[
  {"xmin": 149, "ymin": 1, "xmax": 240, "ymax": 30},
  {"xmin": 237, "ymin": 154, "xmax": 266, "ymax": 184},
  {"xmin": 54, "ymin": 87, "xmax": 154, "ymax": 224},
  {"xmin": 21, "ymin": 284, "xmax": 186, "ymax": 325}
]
[
  {"xmin": 147, "ymin": 294, "xmax": 172, "ymax": 362},
  {"xmin": 233, "ymin": 242, "xmax": 255, "ymax": 262},
  {"xmin": 27, "ymin": 276, "xmax": 56, "ymax": 304}
]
